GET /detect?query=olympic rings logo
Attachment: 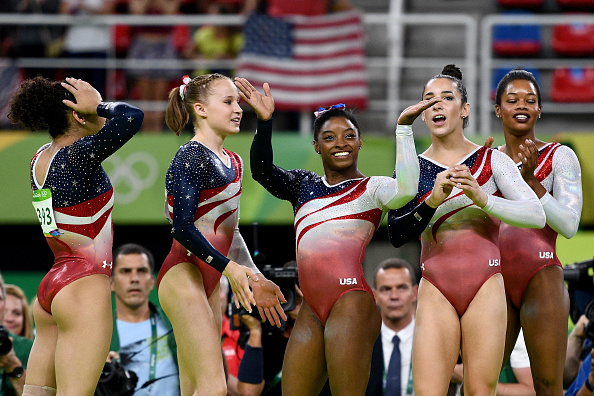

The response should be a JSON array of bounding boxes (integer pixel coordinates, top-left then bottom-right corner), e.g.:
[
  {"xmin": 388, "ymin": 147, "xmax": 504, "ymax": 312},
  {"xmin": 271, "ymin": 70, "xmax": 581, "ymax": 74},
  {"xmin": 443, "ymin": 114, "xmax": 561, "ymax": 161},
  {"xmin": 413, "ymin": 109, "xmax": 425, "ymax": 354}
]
[{"xmin": 104, "ymin": 152, "xmax": 159, "ymax": 205}]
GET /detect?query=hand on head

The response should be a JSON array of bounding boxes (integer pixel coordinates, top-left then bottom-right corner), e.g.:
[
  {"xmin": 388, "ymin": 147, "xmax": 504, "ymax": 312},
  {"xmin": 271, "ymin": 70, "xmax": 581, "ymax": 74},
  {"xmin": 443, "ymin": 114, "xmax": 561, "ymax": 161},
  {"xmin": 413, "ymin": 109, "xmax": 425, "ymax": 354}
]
[
  {"xmin": 61, "ymin": 77, "xmax": 102, "ymax": 115},
  {"xmin": 234, "ymin": 77, "xmax": 274, "ymax": 121}
]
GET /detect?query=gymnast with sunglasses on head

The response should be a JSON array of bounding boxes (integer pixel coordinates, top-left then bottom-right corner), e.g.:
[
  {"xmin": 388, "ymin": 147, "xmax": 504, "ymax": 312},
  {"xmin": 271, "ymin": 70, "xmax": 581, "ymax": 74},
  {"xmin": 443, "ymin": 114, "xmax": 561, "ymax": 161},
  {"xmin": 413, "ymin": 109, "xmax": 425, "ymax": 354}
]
[{"xmin": 235, "ymin": 76, "xmax": 438, "ymax": 395}]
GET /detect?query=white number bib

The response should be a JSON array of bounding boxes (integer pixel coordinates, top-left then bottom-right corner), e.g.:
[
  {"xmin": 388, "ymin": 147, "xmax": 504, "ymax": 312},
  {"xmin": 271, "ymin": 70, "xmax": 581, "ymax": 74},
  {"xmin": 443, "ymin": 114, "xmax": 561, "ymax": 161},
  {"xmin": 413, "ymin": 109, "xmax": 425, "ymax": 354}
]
[{"xmin": 32, "ymin": 189, "xmax": 60, "ymax": 237}]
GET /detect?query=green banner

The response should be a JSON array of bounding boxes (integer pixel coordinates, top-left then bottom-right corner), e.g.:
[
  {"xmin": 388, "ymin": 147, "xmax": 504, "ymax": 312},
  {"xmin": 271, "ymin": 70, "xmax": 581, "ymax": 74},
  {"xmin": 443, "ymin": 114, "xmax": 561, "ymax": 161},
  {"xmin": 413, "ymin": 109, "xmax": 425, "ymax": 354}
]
[{"xmin": 0, "ymin": 130, "xmax": 397, "ymax": 225}]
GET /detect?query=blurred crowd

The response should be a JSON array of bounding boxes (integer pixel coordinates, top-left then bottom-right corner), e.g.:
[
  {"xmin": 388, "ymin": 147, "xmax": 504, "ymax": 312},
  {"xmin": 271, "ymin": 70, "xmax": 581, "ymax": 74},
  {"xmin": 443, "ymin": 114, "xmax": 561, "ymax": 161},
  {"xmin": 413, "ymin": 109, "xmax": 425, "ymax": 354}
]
[{"xmin": 0, "ymin": 0, "xmax": 352, "ymax": 132}]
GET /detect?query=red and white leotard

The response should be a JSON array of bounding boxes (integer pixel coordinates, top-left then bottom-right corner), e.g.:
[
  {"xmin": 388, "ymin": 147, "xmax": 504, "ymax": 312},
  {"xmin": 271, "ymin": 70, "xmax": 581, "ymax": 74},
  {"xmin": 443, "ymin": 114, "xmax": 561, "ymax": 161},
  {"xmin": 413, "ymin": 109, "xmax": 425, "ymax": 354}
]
[{"xmin": 499, "ymin": 143, "xmax": 582, "ymax": 308}]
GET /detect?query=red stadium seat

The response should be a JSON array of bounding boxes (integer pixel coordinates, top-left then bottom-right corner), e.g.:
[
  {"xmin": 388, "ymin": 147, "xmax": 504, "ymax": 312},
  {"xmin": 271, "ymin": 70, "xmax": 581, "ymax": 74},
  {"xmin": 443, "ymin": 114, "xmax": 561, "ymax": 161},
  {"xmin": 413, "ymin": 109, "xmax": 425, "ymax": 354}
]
[
  {"xmin": 556, "ymin": 0, "xmax": 594, "ymax": 9},
  {"xmin": 550, "ymin": 67, "xmax": 594, "ymax": 102},
  {"xmin": 551, "ymin": 22, "xmax": 594, "ymax": 56},
  {"xmin": 113, "ymin": 25, "xmax": 132, "ymax": 56},
  {"xmin": 497, "ymin": 0, "xmax": 544, "ymax": 7}
]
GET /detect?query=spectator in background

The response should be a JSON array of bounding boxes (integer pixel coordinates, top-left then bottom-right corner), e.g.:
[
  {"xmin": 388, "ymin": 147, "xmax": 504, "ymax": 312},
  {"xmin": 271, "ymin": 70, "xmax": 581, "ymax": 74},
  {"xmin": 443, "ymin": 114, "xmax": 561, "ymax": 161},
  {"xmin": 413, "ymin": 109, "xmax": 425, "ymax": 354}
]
[
  {"xmin": 108, "ymin": 243, "xmax": 180, "ymax": 396},
  {"xmin": 0, "ymin": 272, "xmax": 33, "ymax": 396},
  {"xmin": 59, "ymin": 0, "xmax": 116, "ymax": 98},
  {"xmin": 367, "ymin": 258, "xmax": 418, "ymax": 396},
  {"xmin": 565, "ymin": 315, "xmax": 592, "ymax": 389},
  {"xmin": 183, "ymin": 0, "xmax": 243, "ymax": 78},
  {"xmin": 565, "ymin": 346, "xmax": 594, "ymax": 396},
  {"xmin": 11, "ymin": 0, "xmax": 62, "ymax": 79},
  {"xmin": 2, "ymin": 285, "xmax": 34, "ymax": 340},
  {"xmin": 127, "ymin": 0, "xmax": 182, "ymax": 132},
  {"xmin": 242, "ymin": 0, "xmax": 352, "ymax": 16},
  {"xmin": 236, "ymin": 262, "xmax": 303, "ymax": 396}
]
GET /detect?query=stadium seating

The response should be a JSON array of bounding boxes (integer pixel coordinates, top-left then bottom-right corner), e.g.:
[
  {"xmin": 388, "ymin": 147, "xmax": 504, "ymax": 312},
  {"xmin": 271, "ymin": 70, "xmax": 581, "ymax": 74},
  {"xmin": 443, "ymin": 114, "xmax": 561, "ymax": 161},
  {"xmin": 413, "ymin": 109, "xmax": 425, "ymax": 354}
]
[
  {"xmin": 551, "ymin": 22, "xmax": 594, "ymax": 56},
  {"xmin": 550, "ymin": 67, "xmax": 594, "ymax": 102},
  {"xmin": 492, "ymin": 11, "xmax": 542, "ymax": 56}
]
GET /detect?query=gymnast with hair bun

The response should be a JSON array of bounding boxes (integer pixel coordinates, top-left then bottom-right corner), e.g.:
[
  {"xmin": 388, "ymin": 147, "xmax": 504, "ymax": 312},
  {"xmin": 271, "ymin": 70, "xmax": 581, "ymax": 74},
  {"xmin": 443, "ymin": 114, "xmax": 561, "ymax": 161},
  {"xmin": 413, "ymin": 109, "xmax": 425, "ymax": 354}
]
[{"xmin": 387, "ymin": 65, "xmax": 546, "ymax": 396}]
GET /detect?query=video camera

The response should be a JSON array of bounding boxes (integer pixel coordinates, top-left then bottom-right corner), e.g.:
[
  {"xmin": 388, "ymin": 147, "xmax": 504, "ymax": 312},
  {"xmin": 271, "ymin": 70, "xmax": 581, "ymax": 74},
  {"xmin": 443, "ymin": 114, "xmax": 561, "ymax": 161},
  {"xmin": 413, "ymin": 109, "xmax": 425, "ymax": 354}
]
[
  {"xmin": 564, "ymin": 258, "xmax": 594, "ymax": 335},
  {"xmin": 0, "ymin": 325, "xmax": 13, "ymax": 356},
  {"xmin": 229, "ymin": 264, "xmax": 299, "ymax": 333}
]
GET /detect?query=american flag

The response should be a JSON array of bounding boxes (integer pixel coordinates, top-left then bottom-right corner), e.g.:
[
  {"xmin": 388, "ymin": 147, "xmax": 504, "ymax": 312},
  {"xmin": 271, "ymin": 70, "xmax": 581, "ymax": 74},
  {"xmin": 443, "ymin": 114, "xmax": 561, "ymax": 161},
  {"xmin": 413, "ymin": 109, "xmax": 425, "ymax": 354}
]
[{"xmin": 236, "ymin": 10, "xmax": 369, "ymax": 111}]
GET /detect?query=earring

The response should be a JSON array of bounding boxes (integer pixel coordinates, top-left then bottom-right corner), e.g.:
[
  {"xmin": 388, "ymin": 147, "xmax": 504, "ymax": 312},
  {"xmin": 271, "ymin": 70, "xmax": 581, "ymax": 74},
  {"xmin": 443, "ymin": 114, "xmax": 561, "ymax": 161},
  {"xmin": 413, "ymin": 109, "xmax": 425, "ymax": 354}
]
[
  {"xmin": 538, "ymin": 113, "xmax": 541, "ymax": 119},
  {"xmin": 316, "ymin": 151, "xmax": 320, "ymax": 154},
  {"xmin": 496, "ymin": 114, "xmax": 501, "ymax": 118},
  {"xmin": 83, "ymin": 121, "xmax": 86, "ymax": 125}
]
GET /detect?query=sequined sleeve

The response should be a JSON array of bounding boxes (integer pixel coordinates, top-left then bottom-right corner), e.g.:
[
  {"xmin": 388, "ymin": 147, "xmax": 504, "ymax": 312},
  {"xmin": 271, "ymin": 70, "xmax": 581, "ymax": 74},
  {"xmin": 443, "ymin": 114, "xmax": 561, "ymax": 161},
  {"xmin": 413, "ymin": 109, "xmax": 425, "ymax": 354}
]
[
  {"xmin": 483, "ymin": 149, "xmax": 546, "ymax": 229},
  {"xmin": 169, "ymin": 145, "xmax": 230, "ymax": 273},
  {"xmin": 250, "ymin": 118, "xmax": 312, "ymax": 205},
  {"xmin": 542, "ymin": 145, "xmax": 582, "ymax": 238},
  {"xmin": 66, "ymin": 102, "xmax": 144, "ymax": 172},
  {"xmin": 228, "ymin": 223, "xmax": 260, "ymax": 274},
  {"xmin": 375, "ymin": 124, "xmax": 419, "ymax": 209}
]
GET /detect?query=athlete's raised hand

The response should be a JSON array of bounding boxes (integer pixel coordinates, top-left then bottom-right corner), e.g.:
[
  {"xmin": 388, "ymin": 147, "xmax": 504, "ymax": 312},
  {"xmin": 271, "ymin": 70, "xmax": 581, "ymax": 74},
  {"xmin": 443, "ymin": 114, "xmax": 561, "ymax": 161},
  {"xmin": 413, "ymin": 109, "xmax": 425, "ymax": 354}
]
[
  {"xmin": 397, "ymin": 97, "xmax": 442, "ymax": 126},
  {"xmin": 223, "ymin": 261, "xmax": 258, "ymax": 312},
  {"xmin": 61, "ymin": 77, "xmax": 102, "ymax": 115},
  {"xmin": 250, "ymin": 276, "xmax": 287, "ymax": 328},
  {"xmin": 234, "ymin": 77, "xmax": 274, "ymax": 121}
]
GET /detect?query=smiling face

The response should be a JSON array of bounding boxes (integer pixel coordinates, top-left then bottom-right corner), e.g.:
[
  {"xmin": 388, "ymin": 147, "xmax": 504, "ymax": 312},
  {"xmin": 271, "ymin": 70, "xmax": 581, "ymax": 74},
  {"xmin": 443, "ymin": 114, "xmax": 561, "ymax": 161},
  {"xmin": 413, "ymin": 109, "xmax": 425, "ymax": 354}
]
[
  {"xmin": 421, "ymin": 77, "xmax": 470, "ymax": 138},
  {"xmin": 197, "ymin": 79, "xmax": 243, "ymax": 137},
  {"xmin": 313, "ymin": 116, "xmax": 362, "ymax": 174},
  {"xmin": 495, "ymin": 79, "xmax": 541, "ymax": 137}
]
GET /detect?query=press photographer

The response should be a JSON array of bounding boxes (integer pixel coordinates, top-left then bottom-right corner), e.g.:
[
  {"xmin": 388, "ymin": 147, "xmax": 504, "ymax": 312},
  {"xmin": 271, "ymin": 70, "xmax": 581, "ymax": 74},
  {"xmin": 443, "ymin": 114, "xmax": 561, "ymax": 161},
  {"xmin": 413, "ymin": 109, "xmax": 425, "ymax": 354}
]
[
  {"xmin": 0, "ymin": 273, "xmax": 32, "ymax": 396},
  {"xmin": 563, "ymin": 258, "xmax": 594, "ymax": 395},
  {"xmin": 229, "ymin": 261, "xmax": 301, "ymax": 396},
  {"xmin": 104, "ymin": 244, "xmax": 179, "ymax": 396}
]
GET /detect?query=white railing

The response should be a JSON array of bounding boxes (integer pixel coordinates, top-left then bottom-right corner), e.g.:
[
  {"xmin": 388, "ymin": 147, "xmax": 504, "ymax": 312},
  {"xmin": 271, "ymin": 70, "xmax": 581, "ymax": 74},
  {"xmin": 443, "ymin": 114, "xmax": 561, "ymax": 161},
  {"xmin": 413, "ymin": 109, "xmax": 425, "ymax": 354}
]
[
  {"xmin": 6, "ymin": 13, "xmax": 591, "ymax": 135},
  {"xmin": 480, "ymin": 13, "xmax": 594, "ymax": 136},
  {"xmin": 0, "ymin": 12, "xmax": 479, "ymax": 134}
]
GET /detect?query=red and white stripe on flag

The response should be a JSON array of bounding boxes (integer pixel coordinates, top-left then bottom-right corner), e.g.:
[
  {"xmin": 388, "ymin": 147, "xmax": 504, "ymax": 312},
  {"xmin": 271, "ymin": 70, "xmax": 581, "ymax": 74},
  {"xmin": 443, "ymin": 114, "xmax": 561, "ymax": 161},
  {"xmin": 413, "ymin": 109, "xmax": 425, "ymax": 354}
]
[{"xmin": 237, "ymin": 9, "xmax": 369, "ymax": 111}]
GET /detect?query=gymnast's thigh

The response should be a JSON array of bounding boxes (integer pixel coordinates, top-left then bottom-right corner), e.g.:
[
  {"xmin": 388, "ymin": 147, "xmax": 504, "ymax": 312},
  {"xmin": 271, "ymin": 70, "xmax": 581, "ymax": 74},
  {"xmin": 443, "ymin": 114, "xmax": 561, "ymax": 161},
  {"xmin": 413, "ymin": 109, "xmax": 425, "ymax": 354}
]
[
  {"xmin": 460, "ymin": 274, "xmax": 507, "ymax": 396},
  {"xmin": 521, "ymin": 265, "xmax": 568, "ymax": 394},
  {"xmin": 158, "ymin": 262, "xmax": 226, "ymax": 393},
  {"xmin": 25, "ymin": 299, "xmax": 58, "ymax": 389},
  {"xmin": 282, "ymin": 300, "xmax": 328, "ymax": 396},
  {"xmin": 324, "ymin": 290, "xmax": 381, "ymax": 396},
  {"xmin": 413, "ymin": 279, "xmax": 461, "ymax": 396}
]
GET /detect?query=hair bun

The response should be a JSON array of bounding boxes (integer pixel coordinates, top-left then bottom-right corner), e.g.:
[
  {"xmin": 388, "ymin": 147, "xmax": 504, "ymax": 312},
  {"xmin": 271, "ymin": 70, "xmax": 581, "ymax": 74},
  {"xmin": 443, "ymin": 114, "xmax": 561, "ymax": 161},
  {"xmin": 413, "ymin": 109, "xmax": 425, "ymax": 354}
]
[{"xmin": 441, "ymin": 64, "xmax": 462, "ymax": 81}]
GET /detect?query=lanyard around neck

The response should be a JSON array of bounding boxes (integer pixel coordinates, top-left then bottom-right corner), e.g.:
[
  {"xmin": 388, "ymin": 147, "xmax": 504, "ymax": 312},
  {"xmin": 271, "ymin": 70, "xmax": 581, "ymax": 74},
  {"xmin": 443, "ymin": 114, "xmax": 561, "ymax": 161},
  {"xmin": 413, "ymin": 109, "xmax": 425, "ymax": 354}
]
[{"xmin": 149, "ymin": 311, "xmax": 157, "ymax": 382}]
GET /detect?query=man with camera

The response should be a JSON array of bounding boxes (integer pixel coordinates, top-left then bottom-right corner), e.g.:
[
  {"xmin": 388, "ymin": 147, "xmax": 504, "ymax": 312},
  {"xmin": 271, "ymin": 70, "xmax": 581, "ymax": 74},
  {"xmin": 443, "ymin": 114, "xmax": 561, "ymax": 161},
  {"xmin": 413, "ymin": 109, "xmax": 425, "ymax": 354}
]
[
  {"xmin": 0, "ymin": 272, "xmax": 32, "ymax": 396},
  {"xmin": 107, "ymin": 243, "xmax": 179, "ymax": 396},
  {"xmin": 233, "ymin": 262, "xmax": 302, "ymax": 396}
]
